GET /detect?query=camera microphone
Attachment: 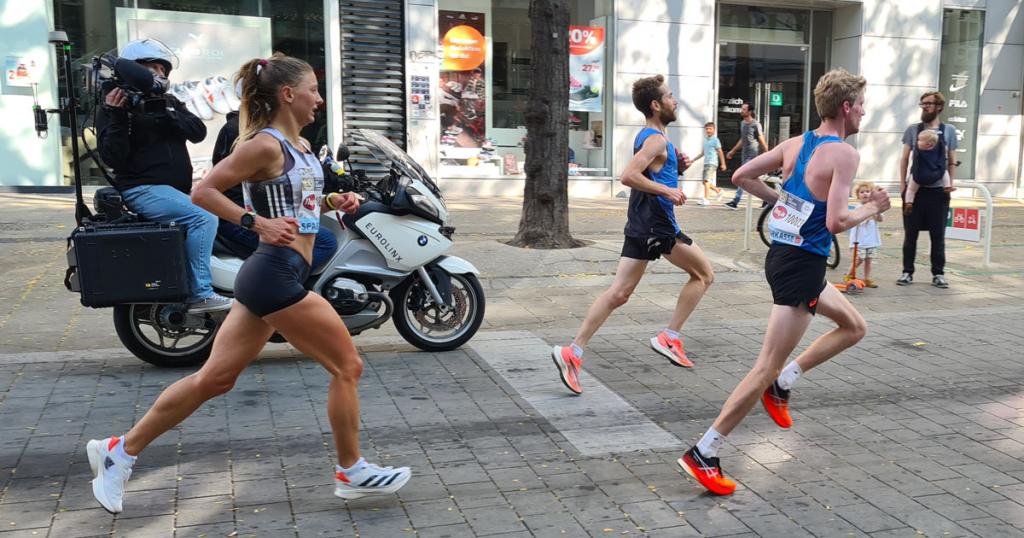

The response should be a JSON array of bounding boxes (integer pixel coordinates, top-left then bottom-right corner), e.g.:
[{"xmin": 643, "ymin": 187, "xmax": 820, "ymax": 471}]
[{"xmin": 113, "ymin": 57, "xmax": 168, "ymax": 95}]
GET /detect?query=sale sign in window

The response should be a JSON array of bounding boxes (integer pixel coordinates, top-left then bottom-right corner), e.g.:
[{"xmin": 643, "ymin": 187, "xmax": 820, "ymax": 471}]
[{"xmin": 569, "ymin": 26, "xmax": 604, "ymax": 113}]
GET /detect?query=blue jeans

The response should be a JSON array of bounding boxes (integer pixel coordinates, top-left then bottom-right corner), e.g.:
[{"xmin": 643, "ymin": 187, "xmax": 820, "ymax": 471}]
[
  {"xmin": 731, "ymin": 187, "xmax": 744, "ymax": 204},
  {"xmin": 121, "ymin": 185, "xmax": 217, "ymax": 303},
  {"xmin": 217, "ymin": 220, "xmax": 339, "ymax": 274}
]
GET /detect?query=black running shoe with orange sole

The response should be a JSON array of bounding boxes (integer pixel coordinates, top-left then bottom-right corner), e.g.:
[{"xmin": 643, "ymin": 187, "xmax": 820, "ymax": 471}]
[{"xmin": 677, "ymin": 446, "xmax": 736, "ymax": 495}]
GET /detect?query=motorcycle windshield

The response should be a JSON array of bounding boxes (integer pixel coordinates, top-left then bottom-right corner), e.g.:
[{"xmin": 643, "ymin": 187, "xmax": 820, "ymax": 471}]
[{"xmin": 350, "ymin": 129, "xmax": 441, "ymax": 197}]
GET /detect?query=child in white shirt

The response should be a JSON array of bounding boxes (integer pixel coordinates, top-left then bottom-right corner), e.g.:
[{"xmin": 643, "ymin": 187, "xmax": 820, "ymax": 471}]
[{"xmin": 847, "ymin": 181, "xmax": 884, "ymax": 288}]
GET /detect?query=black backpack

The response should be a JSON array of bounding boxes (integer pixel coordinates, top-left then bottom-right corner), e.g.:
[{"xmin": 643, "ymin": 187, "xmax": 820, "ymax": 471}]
[{"xmin": 910, "ymin": 123, "xmax": 947, "ymax": 186}]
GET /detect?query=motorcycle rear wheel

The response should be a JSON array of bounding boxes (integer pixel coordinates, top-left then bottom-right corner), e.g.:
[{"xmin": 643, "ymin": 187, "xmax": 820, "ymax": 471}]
[
  {"xmin": 390, "ymin": 272, "xmax": 485, "ymax": 352},
  {"xmin": 113, "ymin": 304, "xmax": 217, "ymax": 367}
]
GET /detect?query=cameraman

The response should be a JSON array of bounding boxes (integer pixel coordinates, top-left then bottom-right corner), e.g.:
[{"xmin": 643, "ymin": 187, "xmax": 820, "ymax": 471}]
[{"xmin": 96, "ymin": 39, "xmax": 230, "ymax": 313}]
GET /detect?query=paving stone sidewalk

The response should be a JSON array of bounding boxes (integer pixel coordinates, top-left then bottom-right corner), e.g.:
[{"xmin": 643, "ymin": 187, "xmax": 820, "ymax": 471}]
[
  {"xmin": 2, "ymin": 304, "xmax": 1024, "ymax": 537},
  {"xmin": 1, "ymin": 194, "xmax": 1024, "ymax": 537}
]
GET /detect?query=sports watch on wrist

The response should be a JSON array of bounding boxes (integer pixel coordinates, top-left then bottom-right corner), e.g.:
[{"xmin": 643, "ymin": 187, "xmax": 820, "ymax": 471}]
[{"xmin": 240, "ymin": 211, "xmax": 257, "ymax": 230}]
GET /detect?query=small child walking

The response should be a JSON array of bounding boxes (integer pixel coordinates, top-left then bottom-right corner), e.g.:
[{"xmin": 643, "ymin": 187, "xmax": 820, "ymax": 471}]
[
  {"xmin": 847, "ymin": 181, "xmax": 883, "ymax": 288},
  {"xmin": 692, "ymin": 122, "xmax": 725, "ymax": 206}
]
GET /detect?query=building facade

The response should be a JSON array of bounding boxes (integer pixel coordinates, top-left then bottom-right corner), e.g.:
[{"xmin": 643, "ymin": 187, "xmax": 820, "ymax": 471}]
[{"xmin": 3, "ymin": 0, "xmax": 1022, "ymax": 198}]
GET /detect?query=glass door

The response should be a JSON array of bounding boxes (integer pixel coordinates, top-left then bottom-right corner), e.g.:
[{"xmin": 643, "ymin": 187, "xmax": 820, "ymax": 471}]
[{"xmin": 717, "ymin": 43, "xmax": 808, "ymax": 184}]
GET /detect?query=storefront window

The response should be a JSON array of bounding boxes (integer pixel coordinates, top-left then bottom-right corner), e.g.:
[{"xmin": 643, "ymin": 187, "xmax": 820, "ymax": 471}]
[
  {"xmin": 437, "ymin": 0, "xmax": 612, "ymax": 179},
  {"xmin": 52, "ymin": 0, "xmax": 326, "ymax": 185},
  {"xmin": 940, "ymin": 9, "xmax": 983, "ymax": 179}
]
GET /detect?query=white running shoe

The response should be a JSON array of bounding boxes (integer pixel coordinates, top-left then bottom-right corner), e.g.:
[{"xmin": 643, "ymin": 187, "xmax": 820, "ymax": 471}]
[
  {"xmin": 86, "ymin": 437, "xmax": 134, "ymax": 514},
  {"xmin": 184, "ymin": 80, "xmax": 214, "ymax": 120},
  {"xmin": 216, "ymin": 75, "xmax": 241, "ymax": 110},
  {"xmin": 334, "ymin": 460, "xmax": 411, "ymax": 500},
  {"xmin": 169, "ymin": 84, "xmax": 200, "ymax": 117},
  {"xmin": 201, "ymin": 77, "xmax": 232, "ymax": 114}
]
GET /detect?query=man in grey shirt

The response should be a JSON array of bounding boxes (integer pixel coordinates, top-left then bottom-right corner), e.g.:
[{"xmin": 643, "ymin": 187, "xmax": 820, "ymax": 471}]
[
  {"xmin": 724, "ymin": 102, "xmax": 769, "ymax": 209},
  {"xmin": 896, "ymin": 91, "xmax": 957, "ymax": 288}
]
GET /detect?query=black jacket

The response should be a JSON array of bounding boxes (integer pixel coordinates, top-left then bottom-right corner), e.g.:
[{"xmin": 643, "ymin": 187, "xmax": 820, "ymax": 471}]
[
  {"xmin": 96, "ymin": 95, "xmax": 206, "ymax": 194},
  {"xmin": 211, "ymin": 111, "xmax": 244, "ymax": 206}
]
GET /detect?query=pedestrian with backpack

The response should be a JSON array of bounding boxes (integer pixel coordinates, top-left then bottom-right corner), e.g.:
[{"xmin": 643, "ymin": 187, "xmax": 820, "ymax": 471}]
[{"xmin": 897, "ymin": 91, "xmax": 957, "ymax": 288}]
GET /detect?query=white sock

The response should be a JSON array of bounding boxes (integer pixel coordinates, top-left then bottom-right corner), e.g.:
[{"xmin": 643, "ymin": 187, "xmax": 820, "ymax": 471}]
[
  {"xmin": 569, "ymin": 343, "xmax": 584, "ymax": 359},
  {"xmin": 113, "ymin": 436, "xmax": 136, "ymax": 464},
  {"xmin": 337, "ymin": 457, "xmax": 366, "ymax": 475},
  {"xmin": 696, "ymin": 427, "xmax": 725, "ymax": 458},
  {"xmin": 662, "ymin": 328, "xmax": 680, "ymax": 340},
  {"xmin": 777, "ymin": 362, "xmax": 803, "ymax": 390}
]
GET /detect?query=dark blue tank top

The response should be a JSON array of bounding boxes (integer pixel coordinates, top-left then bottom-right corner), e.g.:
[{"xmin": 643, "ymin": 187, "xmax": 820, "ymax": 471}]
[
  {"xmin": 624, "ymin": 128, "xmax": 679, "ymax": 237},
  {"xmin": 770, "ymin": 130, "xmax": 841, "ymax": 257}
]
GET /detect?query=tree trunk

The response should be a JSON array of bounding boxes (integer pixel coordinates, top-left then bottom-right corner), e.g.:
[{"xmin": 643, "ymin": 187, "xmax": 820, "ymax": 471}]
[{"xmin": 508, "ymin": 0, "xmax": 584, "ymax": 249}]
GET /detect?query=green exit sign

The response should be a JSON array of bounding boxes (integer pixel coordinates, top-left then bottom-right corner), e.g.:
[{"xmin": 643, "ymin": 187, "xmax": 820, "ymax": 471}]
[{"xmin": 770, "ymin": 91, "xmax": 783, "ymax": 107}]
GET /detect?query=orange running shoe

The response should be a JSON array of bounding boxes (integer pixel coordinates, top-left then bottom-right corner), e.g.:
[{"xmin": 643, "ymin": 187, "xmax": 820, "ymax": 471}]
[
  {"xmin": 551, "ymin": 345, "xmax": 583, "ymax": 395},
  {"xmin": 650, "ymin": 331, "xmax": 693, "ymax": 368},
  {"xmin": 677, "ymin": 446, "xmax": 736, "ymax": 495},
  {"xmin": 761, "ymin": 381, "xmax": 793, "ymax": 429}
]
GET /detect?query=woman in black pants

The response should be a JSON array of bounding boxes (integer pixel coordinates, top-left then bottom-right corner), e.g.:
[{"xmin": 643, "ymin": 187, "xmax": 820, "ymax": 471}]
[{"xmin": 85, "ymin": 54, "xmax": 411, "ymax": 515}]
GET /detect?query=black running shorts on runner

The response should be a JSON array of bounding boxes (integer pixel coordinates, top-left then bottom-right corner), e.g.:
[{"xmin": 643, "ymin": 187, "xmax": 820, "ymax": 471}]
[
  {"xmin": 764, "ymin": 244, "xmax": 827, "ymax": 314},
  {"xmin": 234, "ymin": 243, "xmax": 311, "ymax": 317},
  {"xmin": 621, "ymin": 231, "xmax": 693, "ymax": 261}
]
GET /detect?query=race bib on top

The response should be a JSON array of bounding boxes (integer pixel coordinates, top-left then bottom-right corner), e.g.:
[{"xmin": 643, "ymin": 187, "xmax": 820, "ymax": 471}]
[
  {"xmin": 297, "ymin": 167, "xmax": 324, "ymax": 234},
  {"xmin": 767, "ymin": 191, "xmax": 812, "ymax": 247}
]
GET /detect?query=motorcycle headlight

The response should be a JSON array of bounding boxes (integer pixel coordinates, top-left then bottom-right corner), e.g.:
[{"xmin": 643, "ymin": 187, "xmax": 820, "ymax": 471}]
[{"xmin": 406, "ymin": 186, "xmax": 440, "ymax": 220}]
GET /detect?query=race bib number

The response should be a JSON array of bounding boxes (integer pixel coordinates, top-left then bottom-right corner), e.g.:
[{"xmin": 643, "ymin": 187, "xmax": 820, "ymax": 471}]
[
  {"xmin": 767, "ymin": 191, "xmax": 812, "ymax": 247},
  {"xmin": 297, "ymin": 167, "xmax": 323, "ymax": 234}
]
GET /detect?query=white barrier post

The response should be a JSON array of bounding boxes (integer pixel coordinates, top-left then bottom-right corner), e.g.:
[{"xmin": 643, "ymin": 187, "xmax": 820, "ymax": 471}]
[
  {"xmin": 743, "ymin": 190, "xmax": 753, "ymax": 251},
  {"xmin": 955, "ymin": 181, "xmax": 993, "ymax": 267}
]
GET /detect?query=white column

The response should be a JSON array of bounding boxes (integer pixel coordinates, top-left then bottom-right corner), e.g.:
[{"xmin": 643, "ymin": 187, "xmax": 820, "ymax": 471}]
[{"xmin": 325, "ymin": 0, "xmax": 344, "ymax": 152}]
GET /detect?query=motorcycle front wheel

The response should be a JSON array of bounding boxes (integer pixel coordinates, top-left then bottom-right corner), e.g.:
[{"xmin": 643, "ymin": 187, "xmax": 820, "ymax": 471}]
[
  {"xmin": 390, "ymin": 272, "xmax": 485, "ymax": 352},
  {"xmin": 113, "ymin": 304, "xmax": 218, "ymax": 367}
]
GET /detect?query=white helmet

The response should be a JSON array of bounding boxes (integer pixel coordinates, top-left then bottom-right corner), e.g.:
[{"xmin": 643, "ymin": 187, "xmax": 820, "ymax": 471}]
[{"xmin": 120, "ymin": 38, "xmax": 179, "ymax": 75}]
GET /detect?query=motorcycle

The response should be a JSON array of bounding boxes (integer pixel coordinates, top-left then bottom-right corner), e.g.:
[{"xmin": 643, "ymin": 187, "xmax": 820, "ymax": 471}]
[{"xmin": 109, "ymin": 129, "xmax": 485, "ymax": 367}]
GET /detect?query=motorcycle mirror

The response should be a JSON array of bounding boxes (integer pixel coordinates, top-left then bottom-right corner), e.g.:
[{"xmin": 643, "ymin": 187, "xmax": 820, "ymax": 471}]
[
  {"xmin": 337, "ymin": 145, "xmax": 350, "ymax": 161},
  {"xmin": 318, "ymin": 145, "xmax": 333, "ymax": 161}
]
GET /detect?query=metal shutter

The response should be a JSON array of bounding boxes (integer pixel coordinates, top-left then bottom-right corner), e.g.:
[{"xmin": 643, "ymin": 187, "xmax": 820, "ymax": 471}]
[{"xmin": 340, "ymin": 0, "xmax": 406, "ymax": 176}]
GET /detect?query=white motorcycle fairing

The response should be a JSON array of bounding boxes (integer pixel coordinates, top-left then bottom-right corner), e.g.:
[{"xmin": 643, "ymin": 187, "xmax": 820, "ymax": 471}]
[
  {"xmin": 355, "ymin": 212, "xmax": 452, "ymax": 273},
  {"xmin": 210, "ymin": 254, "xmax": 243, "ymax": 292},
  {"xmin": 435, "ymin": 255, "xmax": 480, "ymax": 275}
]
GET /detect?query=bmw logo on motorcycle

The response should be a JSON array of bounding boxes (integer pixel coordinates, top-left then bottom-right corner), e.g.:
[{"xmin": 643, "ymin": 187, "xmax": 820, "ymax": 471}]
[{"xmin": 417, "ymin": 235, "xmax": 428, "ymax": 246}]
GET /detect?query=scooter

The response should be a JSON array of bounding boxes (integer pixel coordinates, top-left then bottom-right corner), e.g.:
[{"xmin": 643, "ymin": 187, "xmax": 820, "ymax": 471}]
[
  {"xmin": 834, "ymin": 227, "xmax": 865, "ymax": 294},
  {"xmin": 108, "ymin": 129, "xmax": 485, "ymax": 367}
]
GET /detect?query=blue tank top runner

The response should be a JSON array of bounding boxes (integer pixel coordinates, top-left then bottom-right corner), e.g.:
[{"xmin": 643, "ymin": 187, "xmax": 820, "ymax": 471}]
[
  {"xmin": 624, "ymin": 127, "xmax": 680, "ymax": 237},
  {"xmin": 766, "ymin": 130, "xmax": 841, "ymax": 257}
]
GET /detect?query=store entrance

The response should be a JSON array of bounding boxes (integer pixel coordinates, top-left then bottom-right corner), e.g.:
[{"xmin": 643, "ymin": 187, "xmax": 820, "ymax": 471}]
[{"xmin": 716, "ymin": 43, "xmax": 808, "ymax": 185}]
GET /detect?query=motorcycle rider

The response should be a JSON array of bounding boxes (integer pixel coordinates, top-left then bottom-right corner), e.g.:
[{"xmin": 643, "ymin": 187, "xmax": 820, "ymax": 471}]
[
  {"xmin": 96, "ymin": 38, "xmax": 231, "ymax": 312},
  {"xmin": 85, "ymin": 54, "xmax": 410, "ymax": 515},
  {"xmin": 212, "ymin": 84, "xmax": 338, "ymax": 271}
]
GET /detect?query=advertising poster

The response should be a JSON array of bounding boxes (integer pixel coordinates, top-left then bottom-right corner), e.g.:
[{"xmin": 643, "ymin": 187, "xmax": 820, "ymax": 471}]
[
  {"xmin": 568, "ymin": 26, "xmax": 604, "ymax": 112},
  {"xmin": 116, "ymin": 8, "xmax": 272, "ymax": 179},
  {"xmin": 439, "ymin": 10, "xmax": 486, "ymax": 149},
  {"xmin": 5, "ymin": 56, "xmax": 41, "ymax": 87},
  {"xmin": 946, "ymin": 207, "xmax": 982, "ymax": 242}
]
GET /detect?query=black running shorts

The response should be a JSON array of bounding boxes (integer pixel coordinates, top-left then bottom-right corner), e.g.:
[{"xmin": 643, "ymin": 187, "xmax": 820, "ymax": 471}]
[
  {"xmin": 764, "ymin": 244, "xmax": 827, "ymax": 314},
  {"xmin": 234, "ymin": 243, "xmax": 311, "ymax": 317},
  {"xmin": 621, "ymin": 231, "xmax": 693, "ymax": 261}
]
